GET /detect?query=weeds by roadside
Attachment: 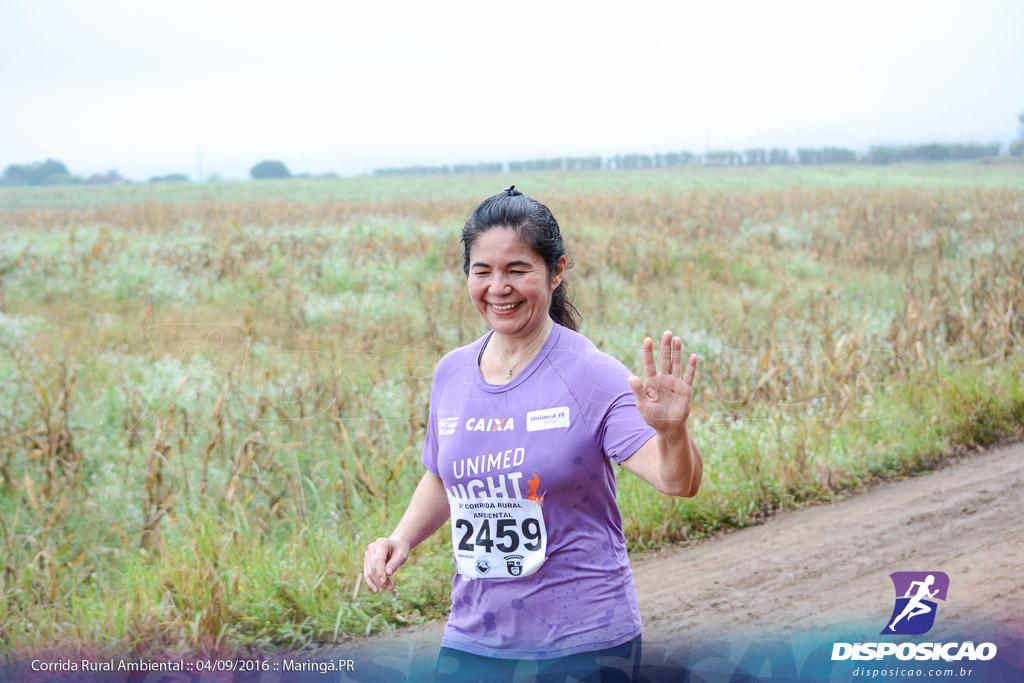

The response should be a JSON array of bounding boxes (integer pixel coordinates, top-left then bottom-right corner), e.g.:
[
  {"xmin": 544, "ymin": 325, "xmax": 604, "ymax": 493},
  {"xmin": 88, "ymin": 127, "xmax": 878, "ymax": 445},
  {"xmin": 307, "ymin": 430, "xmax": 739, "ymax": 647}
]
[{"xmin": 0, "ymin": 174, "xmax": 1022, "ymax": 656}]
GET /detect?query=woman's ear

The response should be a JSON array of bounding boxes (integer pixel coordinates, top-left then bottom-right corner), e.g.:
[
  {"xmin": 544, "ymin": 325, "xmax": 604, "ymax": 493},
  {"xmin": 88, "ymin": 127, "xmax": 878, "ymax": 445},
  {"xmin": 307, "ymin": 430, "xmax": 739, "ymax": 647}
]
[{"xmin": 552, "ymin": 255, "xmax": 567, "ymax": 288}]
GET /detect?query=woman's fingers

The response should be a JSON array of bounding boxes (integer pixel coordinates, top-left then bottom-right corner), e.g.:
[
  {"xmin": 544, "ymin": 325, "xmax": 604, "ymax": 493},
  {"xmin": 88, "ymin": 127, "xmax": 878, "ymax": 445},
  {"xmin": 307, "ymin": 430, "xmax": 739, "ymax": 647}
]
[
  {"xmin": 659, "ymin": 331, "xmax": 673, "ymax": 375},
  {"xmin": 642, "ymin": 336, "xmax": 657, "ymax": 379},
  {"xmin": 641, "ymin": 331, "xmax": 694, "ymax": 385},
  {"xmin": 384, "ymin": 546, "xmax": 408, "ymax": 586},
  {"xmin": 627, "ymin": 375, "xmax": 647, "ymax": 411},
  {"xmin": 363, "ymin": 545, "xmax": 381, "ymax": 593},
  {"xmin": 670, "ymin": 336, "xmax": 684, "ymax": 377},
  {"xmin": 363, "ymin": 562, "xmax": 379, "ymax": 593},
  {"xmin": 683, "ymin": 353, "xmax": 698, "ymax": 388}
]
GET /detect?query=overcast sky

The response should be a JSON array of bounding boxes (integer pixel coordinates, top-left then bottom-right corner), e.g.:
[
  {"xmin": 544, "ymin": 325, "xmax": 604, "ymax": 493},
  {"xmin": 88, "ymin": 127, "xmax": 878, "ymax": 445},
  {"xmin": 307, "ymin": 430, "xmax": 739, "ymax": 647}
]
[{"xmin": 3, "ymin": 0, "xmax": 1023, "ymax": 180}]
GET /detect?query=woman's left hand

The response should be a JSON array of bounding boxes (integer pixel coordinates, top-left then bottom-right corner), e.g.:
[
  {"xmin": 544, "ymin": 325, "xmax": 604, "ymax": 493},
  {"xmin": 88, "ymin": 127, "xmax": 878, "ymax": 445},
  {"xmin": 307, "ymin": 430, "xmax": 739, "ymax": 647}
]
[{"xmin": 627, "ymin": 330, "xmax": 697, "ymax": 438}]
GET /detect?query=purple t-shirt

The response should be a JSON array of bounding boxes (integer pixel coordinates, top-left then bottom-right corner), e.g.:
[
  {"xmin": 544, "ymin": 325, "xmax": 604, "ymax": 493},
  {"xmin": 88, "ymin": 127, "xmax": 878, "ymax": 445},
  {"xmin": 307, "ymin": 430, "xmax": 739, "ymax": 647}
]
[{"xmin": 421, "ymin": 323, "xmax": 656, "ymax": 659}]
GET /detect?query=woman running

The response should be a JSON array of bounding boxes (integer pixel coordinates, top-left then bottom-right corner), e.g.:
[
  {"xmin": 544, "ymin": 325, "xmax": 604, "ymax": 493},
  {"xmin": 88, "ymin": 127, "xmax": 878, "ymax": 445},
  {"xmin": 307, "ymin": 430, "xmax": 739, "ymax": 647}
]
[{"xmin": 363, "ymin": 187, "xmax": 703, "ymax": 681}]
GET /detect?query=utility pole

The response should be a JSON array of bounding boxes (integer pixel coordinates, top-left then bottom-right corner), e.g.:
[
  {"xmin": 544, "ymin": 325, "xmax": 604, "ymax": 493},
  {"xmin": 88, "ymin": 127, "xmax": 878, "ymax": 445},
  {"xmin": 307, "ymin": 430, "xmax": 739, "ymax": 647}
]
[{"xmin": 704, "ymin": 123, "xmax": 711, "ymax": 165}]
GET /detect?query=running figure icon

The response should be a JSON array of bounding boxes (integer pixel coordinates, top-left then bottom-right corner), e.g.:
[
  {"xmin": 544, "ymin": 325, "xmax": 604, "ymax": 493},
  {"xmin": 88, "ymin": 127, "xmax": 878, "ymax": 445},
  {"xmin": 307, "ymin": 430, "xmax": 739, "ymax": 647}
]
[
  {"xmin": 887, "ymin": 574, "xmax": 938, "ymax": 632},
  {"xmin": 881, "ymin": 571, "xmax": 949, "ymax": 635}
]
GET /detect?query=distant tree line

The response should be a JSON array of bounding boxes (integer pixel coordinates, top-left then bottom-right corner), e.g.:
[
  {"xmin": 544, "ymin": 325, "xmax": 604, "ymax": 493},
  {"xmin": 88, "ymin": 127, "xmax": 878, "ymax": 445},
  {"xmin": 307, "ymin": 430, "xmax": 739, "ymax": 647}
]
[
  {"xmin": 1005, "ymin": 112, "xmax": 1023, "ymax": 158},
  {"xmin": 6, "ymin": 113, "xmax": 1022, "ymax": 186},
  {"xmin": 247, "ymin": 160, "xmax": 338, "ymax": 180},
  {"xmin": 373, "ymin": 139, "xmax": 1018, "ymax": 177},
  {"xmin": 375, "ymin": 161, "xmax": 505, "ymax": 176},
  {"xmin": 797, "ymin": 147, "xmax": 858, "ymax": 164},
  {"xmin": 739, "ymin": 148, "xmax": 794, "ymax": 165},
  {"xmin": 1, "ymin": 159, "xmax": 82, "ymax": 186},
  {"xmin": 0, "ymin": 159, "xmax": 189, "ymax": 186},
  {"xmin": 865, "ymin": 143, "xmax": 1000, "ymax": 165}
]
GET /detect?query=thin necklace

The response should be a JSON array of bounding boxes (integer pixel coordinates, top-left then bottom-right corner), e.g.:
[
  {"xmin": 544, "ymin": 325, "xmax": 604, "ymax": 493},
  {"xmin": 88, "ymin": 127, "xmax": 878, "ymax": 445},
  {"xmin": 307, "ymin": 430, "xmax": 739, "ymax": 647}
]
[
  {"xmin": 481, "ymin": 330, "xmax": 548, "ymax": 382},
  {"xmin": 505, "ymin": 352, "xmax": 533, "ymax": 381}
]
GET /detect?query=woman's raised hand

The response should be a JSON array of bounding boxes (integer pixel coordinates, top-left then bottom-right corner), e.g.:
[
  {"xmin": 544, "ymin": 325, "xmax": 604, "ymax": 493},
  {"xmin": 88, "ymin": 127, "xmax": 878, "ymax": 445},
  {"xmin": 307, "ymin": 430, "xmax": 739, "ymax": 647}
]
[{"xmin": 627, "ymin": 331, "xmax": 697, "ymax": 438}]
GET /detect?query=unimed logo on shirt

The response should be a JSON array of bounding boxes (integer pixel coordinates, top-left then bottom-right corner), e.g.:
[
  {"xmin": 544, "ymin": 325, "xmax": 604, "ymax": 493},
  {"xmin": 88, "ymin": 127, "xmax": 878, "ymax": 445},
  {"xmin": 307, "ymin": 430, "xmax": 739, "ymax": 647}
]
[{"xmin": 526, "ymin": 406, "xmax": 570, "ymax": 432}]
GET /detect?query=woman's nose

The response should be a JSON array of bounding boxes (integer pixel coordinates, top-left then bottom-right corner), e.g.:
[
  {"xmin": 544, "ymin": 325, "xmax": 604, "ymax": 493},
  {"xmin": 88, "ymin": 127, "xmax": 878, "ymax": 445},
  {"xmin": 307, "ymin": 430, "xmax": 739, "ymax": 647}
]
[{"xmin": 489, "ymin": 273, "xmax": 512, "ymax": 292}]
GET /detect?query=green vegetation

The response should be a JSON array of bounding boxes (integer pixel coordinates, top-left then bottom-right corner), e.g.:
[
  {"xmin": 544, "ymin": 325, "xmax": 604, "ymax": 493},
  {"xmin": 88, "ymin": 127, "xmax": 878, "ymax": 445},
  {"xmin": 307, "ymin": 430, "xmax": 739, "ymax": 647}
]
[
  {"xmin": 1, "ymin": 159, "xmax": 81, "ymax": 187},
  {"xmin": 0, "ymin": 164, "xmax": 1022, "ymax": 656},
  {"xmin": 866, "ymin": 142, "xmax": 1001, "ymax": 164},
  {"xmin": 250, "ymin": 160, "xmax": 291, "ymax": 180},
  {"xmin": 1, "ymin": 162, "xmax": 1023, "ymax": 209},
  {"xmin": 1010, "ymin": 112, "xmax": 1024, "ymax": 157},
  {"xmin": 149, "ymin": 173, "xmax": 191, "ymax": 183},
  {"xmin": 375, "ymin": 142, "xmax": 1007, "ymax": 176}
]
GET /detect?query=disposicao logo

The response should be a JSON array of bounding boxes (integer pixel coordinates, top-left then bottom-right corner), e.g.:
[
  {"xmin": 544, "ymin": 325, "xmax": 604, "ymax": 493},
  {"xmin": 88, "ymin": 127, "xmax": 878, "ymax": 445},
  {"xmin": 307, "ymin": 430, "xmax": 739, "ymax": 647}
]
[
  {"xmin": 832, "ymin": 571, "xmax": 997, "ymax": 662},
  {"xmin": 882, "ymin": 571, "xmax": 949, "ymax": 635}
]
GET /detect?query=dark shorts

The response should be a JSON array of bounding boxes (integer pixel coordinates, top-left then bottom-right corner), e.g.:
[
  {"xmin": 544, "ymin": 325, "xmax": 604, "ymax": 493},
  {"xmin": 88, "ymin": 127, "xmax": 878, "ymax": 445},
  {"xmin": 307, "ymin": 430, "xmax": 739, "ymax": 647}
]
[{"xmin": 434, "ymin": 635, "xmax": 642, "ymax": 682}]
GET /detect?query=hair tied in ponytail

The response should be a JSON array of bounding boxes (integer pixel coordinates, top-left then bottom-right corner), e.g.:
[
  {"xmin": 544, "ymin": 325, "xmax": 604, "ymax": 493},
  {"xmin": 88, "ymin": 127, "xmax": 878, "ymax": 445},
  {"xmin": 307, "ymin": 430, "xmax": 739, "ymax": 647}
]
[{"xmin": 462, "ymin": 187, "xmax": 581, "ymax": 331}]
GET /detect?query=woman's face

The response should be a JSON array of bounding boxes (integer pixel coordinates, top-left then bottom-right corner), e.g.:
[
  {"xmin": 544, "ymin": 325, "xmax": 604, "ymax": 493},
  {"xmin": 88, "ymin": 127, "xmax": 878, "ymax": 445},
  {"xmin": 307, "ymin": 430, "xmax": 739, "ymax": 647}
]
[{"xmin": 467, "ymin": 228, "xmax": 565, "ymax": 340}]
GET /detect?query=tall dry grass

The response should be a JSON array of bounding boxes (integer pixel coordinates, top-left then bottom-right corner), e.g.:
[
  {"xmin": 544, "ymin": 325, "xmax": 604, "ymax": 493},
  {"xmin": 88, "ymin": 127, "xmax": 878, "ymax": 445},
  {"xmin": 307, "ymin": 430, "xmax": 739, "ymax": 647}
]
[{"xmin": 0, "ymin": 183, "xmax": 1022, "ymax": 654}]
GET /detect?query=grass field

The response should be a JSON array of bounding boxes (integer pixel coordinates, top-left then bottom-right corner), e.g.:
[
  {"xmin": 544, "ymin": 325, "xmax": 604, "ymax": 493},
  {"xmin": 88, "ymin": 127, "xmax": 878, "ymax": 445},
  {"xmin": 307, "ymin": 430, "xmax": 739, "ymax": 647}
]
[
  {"xmin": 2, "ymin": 162, "xmax": 1024, "ymax": 208},
  {"xmin": 1, "ymin": 164, "xmax": 1022, "ymax": 656}
]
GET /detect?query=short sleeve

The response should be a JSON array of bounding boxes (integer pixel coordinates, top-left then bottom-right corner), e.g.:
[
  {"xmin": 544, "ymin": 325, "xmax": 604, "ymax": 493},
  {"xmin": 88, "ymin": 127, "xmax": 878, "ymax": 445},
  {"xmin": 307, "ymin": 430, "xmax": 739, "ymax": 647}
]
[
  {"xmin": 597, "ymin": 391, "xmax": 656, "ymax": 464},
  {"xmin": 418, "ymin": 343, "xmax": 474, "ymax": 478},
  {"xmin": 577, "ymin": 351, "xmax": 656, "ymax": 464},
  {"xmin": 420, "ymin": 402, "xmax": 441, "ymax": 476}
]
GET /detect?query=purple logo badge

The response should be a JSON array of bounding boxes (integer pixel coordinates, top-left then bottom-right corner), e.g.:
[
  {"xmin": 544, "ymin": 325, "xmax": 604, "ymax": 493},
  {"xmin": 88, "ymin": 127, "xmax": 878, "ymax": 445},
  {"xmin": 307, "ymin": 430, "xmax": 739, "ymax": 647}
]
[{"xmin": 881, "ymin": 571, "xmax": 949, "ymax": 635}]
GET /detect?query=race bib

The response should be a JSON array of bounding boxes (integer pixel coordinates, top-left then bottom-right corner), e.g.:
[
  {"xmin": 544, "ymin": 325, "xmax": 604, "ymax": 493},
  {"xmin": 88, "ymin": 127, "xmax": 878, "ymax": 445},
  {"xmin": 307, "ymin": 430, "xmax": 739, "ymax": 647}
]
[{"xmin": 448, "ymin": 496, "xmax": 547, "ymax": 580}]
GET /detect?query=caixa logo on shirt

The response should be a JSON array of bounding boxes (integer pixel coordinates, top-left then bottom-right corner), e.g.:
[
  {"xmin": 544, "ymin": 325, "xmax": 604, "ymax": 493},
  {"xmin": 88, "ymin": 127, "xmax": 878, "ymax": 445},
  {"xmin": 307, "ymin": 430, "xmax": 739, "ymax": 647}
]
[{"xmin": 465, "ymin": 417, "xmax": 515, "ymax": 432}]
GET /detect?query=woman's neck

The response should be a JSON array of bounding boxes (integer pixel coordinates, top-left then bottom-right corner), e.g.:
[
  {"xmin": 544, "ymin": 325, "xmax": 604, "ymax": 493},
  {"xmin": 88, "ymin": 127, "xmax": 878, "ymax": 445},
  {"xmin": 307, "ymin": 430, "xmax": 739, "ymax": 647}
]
[
  {"xmin": 479, "ymin": 317, "xmax": 554, "ymax": 384},
  {"xmin": 490, "ymin": 317, "xmax": 554, "ymax": 360}
]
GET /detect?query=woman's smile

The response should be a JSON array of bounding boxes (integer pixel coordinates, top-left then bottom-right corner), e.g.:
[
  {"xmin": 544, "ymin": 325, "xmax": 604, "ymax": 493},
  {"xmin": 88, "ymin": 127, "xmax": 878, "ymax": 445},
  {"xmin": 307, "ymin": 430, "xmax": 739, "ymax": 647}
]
[
  {"xmin": 467, "ymin": 228, "xmax": 562, "ymax": 340},
  {"xmin": 489, "ymin": 301, "xmax": 523, "ymax": 312}
]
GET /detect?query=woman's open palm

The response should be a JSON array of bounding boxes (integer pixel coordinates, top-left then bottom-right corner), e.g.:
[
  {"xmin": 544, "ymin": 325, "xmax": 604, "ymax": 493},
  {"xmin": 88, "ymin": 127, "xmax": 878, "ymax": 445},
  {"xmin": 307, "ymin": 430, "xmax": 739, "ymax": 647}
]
[{"xmin": 627, "ymin": 331, "xmax": 697, "ymax": 437}]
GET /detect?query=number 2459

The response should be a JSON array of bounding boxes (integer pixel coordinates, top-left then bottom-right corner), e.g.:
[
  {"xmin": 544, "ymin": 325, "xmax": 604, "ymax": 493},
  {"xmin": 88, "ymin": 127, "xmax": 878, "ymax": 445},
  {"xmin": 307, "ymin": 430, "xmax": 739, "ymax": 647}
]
[{"xmin": 455, "ymin": 518, "xmax": 542, "ymax": 553}]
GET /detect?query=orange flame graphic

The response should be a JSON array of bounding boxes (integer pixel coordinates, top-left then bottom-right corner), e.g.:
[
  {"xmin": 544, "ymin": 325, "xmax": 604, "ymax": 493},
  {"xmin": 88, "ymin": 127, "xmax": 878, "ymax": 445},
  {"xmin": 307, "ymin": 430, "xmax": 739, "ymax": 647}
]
[{"xmin": 525, "ymin": 473, "xmax": 542, "ymax": 503}]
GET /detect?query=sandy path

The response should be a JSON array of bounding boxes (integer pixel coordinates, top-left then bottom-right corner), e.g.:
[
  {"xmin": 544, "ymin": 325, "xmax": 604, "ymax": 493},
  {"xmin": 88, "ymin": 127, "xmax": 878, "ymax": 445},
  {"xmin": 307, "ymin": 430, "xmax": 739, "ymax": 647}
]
[
  {"xmin": 347, "ymin": 439, "xmax": 1024, "ymax": 660},
  {"xmin": 635, "ymin": 439, "xmax": 1024, "ymax": 642}
]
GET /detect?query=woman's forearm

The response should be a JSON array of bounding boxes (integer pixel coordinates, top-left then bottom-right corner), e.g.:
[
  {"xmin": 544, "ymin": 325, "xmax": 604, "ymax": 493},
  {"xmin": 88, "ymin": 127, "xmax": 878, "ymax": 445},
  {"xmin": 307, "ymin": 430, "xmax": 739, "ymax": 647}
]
[
  {"xmin": 389, "ymin": 472, "xmax": 451, "ymax": 549},
  {"xmin": 656, "ymin": 425, "xmax": 703, "ymax": 497}
]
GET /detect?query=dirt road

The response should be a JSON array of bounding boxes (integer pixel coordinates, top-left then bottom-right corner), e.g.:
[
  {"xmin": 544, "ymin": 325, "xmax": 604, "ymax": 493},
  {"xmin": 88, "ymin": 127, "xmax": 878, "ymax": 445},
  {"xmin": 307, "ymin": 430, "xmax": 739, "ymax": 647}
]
[
  {"xmin": 635, "ymin": 439, "xmax": 1024, "ymax": 642},
  {"xmin": 348, "ymin": 439, "xmax": 1023, "ymax": 670}
]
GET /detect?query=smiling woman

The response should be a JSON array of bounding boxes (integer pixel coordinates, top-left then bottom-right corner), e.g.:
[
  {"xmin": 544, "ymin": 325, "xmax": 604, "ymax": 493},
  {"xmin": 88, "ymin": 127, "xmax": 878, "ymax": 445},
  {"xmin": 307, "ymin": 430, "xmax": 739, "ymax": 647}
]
[
  {"xmin": 362, "ymin": 186, "xmax": 703, "ymax": 682},
  {"xmin": 463, "ymin": 187, "xmax": 577, "ymax": 383}
]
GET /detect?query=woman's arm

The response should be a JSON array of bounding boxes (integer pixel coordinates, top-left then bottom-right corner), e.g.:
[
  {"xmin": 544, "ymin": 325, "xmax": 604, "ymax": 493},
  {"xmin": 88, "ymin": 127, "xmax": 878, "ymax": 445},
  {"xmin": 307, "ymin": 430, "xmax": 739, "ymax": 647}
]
[
  {"xmin": 619, "ymin": 428, "xmax": 703, "ymax": 497},
  {"xmin": 363, "ymin": 471, "xmax": 450, "ymax": 593},
  {"xmin": 620, "ymin": 330, "xmax": 704, "ymax": 497}
]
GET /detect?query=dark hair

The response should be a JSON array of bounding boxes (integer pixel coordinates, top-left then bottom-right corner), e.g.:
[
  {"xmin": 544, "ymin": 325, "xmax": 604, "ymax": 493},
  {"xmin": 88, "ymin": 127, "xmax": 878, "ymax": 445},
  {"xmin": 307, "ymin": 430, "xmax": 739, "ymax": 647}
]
[{"xmin": 462, "ymin": 186, "xmax": 580, "ymax": 331}]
